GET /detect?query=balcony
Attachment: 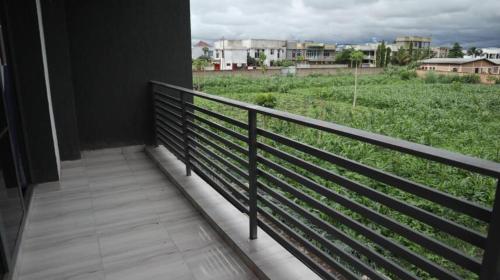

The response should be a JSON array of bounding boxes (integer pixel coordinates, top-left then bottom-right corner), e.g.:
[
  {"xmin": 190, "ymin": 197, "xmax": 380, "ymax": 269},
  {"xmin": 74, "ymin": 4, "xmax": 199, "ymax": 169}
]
[
  {"xmin": 0, "ymin": 1, "xmax": 500, "ymax": 280},
  {"xmin": 148, "ymin": 81, "xmax": 500, "ymax": 280}
]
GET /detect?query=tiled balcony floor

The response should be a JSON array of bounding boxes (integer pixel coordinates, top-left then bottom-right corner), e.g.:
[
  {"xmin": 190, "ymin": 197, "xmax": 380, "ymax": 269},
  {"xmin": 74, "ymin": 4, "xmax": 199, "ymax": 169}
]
[{"xmin": 16, "ymin": 146, "xmax": 258, "ymax": 280}]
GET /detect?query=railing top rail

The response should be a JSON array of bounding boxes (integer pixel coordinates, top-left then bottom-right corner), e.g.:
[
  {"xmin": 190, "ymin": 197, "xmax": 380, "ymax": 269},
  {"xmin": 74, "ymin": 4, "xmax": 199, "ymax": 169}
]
[{"xmin": 150, "ymin": 80, "xmax": 500, "ymax": 177}]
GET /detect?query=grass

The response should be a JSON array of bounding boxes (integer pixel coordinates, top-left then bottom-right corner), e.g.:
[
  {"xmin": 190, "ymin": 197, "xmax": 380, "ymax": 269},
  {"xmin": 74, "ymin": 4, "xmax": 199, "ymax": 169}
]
[{"xmin": 191, "ymin": 72, "xmax": 500, "ymax": 279}]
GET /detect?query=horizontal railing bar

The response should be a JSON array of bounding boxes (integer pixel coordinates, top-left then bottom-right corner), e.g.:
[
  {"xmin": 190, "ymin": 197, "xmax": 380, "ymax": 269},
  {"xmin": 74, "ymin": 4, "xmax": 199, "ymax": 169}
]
[
  {"xmin": 155, "ymin": 110, "xmax": 183, "ymax": 128},
  {"xmin": 188, "ymin": 130, "xmax": 248, "ymax": 168},
  {"xmin": 188, "ymin": 141, "xmax": 249, "ymax": 185},
  {"xmin": 157, "ymin": 130, "xmax": 184, "ymax": 158},
  {"xmin": 187, "ymin": 111, "xmax": 249, "ymax": 143},
  {"xmin": 152, "ymin": 81, "xmax": 253, "ymax": 110},
  {"xmin": 156, "ymin": 117, "xmax": 183, "ymax": 137},
  {"xmin": 157, "ymin": 134, "xmax": 185, "ymax": 163},
  {"xmin": 156, "ymin": 118, "xmax": 183, "ymax": 139},
  {"xmin": 258, "ymin": 182, "xmax": 419, "ymax": 280},
  {"xmin": 185, "ymin": 102, "xmax": 248, "ymax": 129},
  {"xmin": 258, "ymin": 143, "xmax": 487, "ymax": 249},
  {"xmin": 153, "ymin": 90, "xmax": 181, "ymax": 103},
  {"xmin": 190, "ymin": 149, "xmax": 249, "ymax": 201},
  {"xmin": 187, "ymin": 122, "xmax": 248, "ymax": 156},
  {"xmin": 257, "ymin": 213, "xmax": 343, "ymax": 280},
  {"xmin": 155, "ymin": 104, "xmax": 182, "ymax": 120},
  {"xmin": 190, "ymin": 163, "xmax": 248, "ymax": 213},
  {"xmin": 150, "ymin": 81, "xmax": 500, "ymax": 177},
  {"xmin": 258, "ymin": 128, "xmax": 492, "ymax": 222},
  {"xmin": 259, "ymin": 194, "xmax": 386, "ymax": 280},
  {"xmin": 257, "ymin": 169, "xmax": 462, "ymax": 280},
  {"xmin": 257, "ymin": 154, "xmax": 481, "ymax": 273},
  {"xmin": 157, "ymin": 125, "xmax": 183, "ymax": 144},
  {"xmin": 154, "ymin": 95, "xmax": 182, "ymax": 112},
  {"xmin": 190, "ymin": 154, "xmax": 249, "ymax": 210}
]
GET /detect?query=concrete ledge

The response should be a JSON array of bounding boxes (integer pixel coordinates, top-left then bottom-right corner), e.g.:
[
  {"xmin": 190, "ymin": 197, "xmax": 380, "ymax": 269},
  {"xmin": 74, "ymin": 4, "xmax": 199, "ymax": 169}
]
[{"xmin": 146, "ymin": 146, "xmax": 321, "ymax": 280}]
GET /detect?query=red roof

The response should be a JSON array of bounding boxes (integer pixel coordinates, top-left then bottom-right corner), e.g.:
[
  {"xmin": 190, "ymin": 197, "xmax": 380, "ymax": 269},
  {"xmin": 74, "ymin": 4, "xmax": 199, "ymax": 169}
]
[{"xmin": 194, "ymin": 41, "xmax": 211, "ymax": 47}]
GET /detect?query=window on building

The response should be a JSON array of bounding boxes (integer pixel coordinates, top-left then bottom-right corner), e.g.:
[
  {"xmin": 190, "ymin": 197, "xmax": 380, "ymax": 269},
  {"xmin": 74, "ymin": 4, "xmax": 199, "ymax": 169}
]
[
  {"xmin": 324, "ymin": 51, "xmax": 330, "ymax": 57},
  {"xmin": 255, "ymin": 51, "xmax": 259, "ymax": 58},
  {"xmin": 452, "ymin": 67, "xmax": 458, "ymax": 72},
  {"xmin": 216, "ymin": 51, "xmax": 219, "ymax": 58},
  {"xmin": 222, "ymin": 50, "xmax": 225, "ymax": 59},
  {"xmin": 277, "ymin": 51, "xmax": 280, "ymax": 59},
  {"xmin": 270, "ymin": 49, "xmax": 274, "ymax": 55},
  {"xmin": 226, "ymin": 63, "xmax": 231, "ymax": 67}
]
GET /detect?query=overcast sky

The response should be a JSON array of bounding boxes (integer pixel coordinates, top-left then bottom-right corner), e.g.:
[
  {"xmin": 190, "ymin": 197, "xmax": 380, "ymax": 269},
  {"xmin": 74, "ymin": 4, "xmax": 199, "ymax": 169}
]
[{"xmin": 190, "ymin": 0, "xmax": 500, "ymax": 47}]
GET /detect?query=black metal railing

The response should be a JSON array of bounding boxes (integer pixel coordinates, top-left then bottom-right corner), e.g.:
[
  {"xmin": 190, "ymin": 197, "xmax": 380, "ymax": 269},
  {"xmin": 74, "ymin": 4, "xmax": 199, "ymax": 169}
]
[{"xmin": 150, "ymin": 81, "xmax": 500, "ymax": 280}]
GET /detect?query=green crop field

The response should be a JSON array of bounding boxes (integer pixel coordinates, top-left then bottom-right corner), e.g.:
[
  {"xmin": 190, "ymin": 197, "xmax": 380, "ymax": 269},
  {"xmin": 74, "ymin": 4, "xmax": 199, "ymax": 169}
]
[{"xmin": 190, "ymin": 72, "xmax": 500, "ymax": 279}]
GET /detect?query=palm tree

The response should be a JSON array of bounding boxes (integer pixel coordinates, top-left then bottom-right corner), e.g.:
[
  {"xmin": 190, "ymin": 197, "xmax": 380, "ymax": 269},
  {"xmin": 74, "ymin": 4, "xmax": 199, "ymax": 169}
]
[
  {"xmin": 394, "ymin": 47, "xmax": 411, "ymax": 65},
  {"xmin": 467, "ymin": 47, "xmax": 483, "ymax": 58},
  {"xmin": 350, "ymin": 50, "xmax": 364, "ymax": 108},
  {"xmin": 202, "ymin": 46, "xmax": 209, "ymax": 56}
]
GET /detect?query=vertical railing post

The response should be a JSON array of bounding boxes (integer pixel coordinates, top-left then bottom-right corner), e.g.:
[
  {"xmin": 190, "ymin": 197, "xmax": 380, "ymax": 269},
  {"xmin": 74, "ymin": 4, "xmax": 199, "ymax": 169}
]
[
  {"xmin": 180, "ymin": 91, "xmax": 191, "ymax": 176},
  {"xmin": 150, "ymin": 83, "xmax": 158, "ymax": 147},
  {"xmin": 480, "ymin": 179, "xmax": 500, "ymax": 280},
  {"xmin": 248, "ymin": 109, "xmax": 258, "ymax": 240}
]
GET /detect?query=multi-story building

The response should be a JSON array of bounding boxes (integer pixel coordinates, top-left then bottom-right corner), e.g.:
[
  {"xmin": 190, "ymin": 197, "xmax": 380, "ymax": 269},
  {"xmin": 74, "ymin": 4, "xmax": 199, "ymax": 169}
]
[
  {"xmin": 213, "ymin": 39, "xmax": 287, "ymax": 70},
  {"xmin": 431, "ymin": 47, "xmax": 449, "ymax": 58},
  {"xmin": 191, "ymin": 40, "xmax": 214, "ymax": 60},
  {"xmin": 286, "ymin": 41, "xmax": 336, "ymax": 64},
  {"xmin": 395, "ymin": 36, "xmax": 432, "ymax": 49},
  {"xmin": 480, "ymin": 48, "xmax": 500, "ymax": 59}
]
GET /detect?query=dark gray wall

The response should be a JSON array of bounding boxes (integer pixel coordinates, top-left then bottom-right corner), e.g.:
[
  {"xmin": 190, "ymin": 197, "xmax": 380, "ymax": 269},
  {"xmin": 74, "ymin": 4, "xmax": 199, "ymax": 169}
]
[
  {"xmin": 65, "ymin": 0, "xmax": 193, "ymax": 149},
  {"xmin": 1, "ymin": 0, "xmax": 59, "ymax": 182},
  {"xmin": 41, "ymin": 0, "xmax": 81, "ymax": 160}
]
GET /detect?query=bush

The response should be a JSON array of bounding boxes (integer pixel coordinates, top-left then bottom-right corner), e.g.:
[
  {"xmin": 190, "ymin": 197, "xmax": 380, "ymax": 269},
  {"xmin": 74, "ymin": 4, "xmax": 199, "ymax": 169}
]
[
  {"xmin": 255, "ymin": 93, "xmax": 277, "ymax": 108},
  {"xmin": 461, "ymin": 74, "xmax": 480, "ymax": 84},
  {"xmin": 424, "ymin": 71, "xmax": 438, "ymax": 84},
  {"xmin": 451, "ymin": 81, "xmax": 463, "ymax": 91}
]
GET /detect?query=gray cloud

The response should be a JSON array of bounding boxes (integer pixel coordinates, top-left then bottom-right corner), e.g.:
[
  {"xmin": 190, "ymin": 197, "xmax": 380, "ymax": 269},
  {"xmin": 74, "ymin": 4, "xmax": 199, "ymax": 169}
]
[{"xmin": 190, "ymin": 0, "xmax": 500, "ymax": 47}]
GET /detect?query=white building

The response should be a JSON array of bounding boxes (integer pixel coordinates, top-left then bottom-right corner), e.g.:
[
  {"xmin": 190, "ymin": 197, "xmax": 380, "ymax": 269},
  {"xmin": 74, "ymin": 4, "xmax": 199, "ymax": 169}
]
[
  {"xmin": 480, "ymin": 48, "xmax": 500, "ymax": 59},
  {"xmin": 244, "ymin": 39, "xmax": 287, "ymax": 66},
  {"xmin": 213, "ymin": 39, "xmax": 287, "ymax": 70},
  {"xmin": 191, "ymin": 41, "xmax": 213, "ymax": 60}
]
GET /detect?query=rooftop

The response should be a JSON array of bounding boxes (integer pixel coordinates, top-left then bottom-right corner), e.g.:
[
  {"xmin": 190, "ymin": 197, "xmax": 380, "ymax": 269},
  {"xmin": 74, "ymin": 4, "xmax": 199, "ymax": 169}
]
[
  {"xmin": 194, "ymin": 41, "xmax": 212, "ymax": 48},
  {"xmin": 420, "ymin": 57, "xmax": 495, "ymax": 64}
]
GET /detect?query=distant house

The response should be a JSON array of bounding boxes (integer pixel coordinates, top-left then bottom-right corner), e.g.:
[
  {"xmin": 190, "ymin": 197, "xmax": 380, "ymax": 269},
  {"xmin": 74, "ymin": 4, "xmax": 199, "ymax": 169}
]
[
  {"xmin": 480, "ymin": 48, "xmax": 500, "ymax": 59},
  {"xmin": 192, "ymin": 41, "xmax": 213, "ymax": 60},
  {"xmin": 286, "ymin": 41, "xmax": 337, "ymax": 65},
  {"xmin": 431, "ymin": 47, "xmax": 449, "ymax": 58},
  {"xmin": 395, "ymin": 36, "xmax": 432, "ymax": 49},
  {"xmin": 419, "ymin": 58, "xmax": 499, "ymax": 74}
]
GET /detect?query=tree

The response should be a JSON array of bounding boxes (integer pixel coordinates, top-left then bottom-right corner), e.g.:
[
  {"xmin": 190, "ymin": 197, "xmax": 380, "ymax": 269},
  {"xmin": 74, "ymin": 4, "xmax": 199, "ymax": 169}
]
[
  {"xmin": 467, "ymin": 47, "xmax": 483, "ymax": 58},
  {"xmin": 448, "ymin": 43, "xmax": 464, "ymax": 58},
  {"xmin": 350, "ymin": 50, "xmax": 364, "ymax": 108},
  {"xmin": 376, "ymin": 45, "xmax": 382, "ymax": 67},
  {"xmin": 335, "ymin": 48, "xmax": 353, "ymax": 64},
  {"xmin": 258, "ymin": 52, "xmax": 267, "ymax": 73},
  {"xmin": 379, "ymin": 41, "xmax": 386, "ymax": 67},
  {"xmin": 385, "ymin": 47, "xmax": 392, "ymax": 66},
  {"xmin": 393, "ymin": 47, "xmax": 411, "ymax": 65},
  {"xmin": 202, "ymin": 46, "xmax": 209, "ymax": 56},
  {"xmin": 247, "ymin": 53, "xmax": 257, "ymax": 66},
  {"xmin": 192, "ymin": 58, "xmax": 209, "ymax": 71}
]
